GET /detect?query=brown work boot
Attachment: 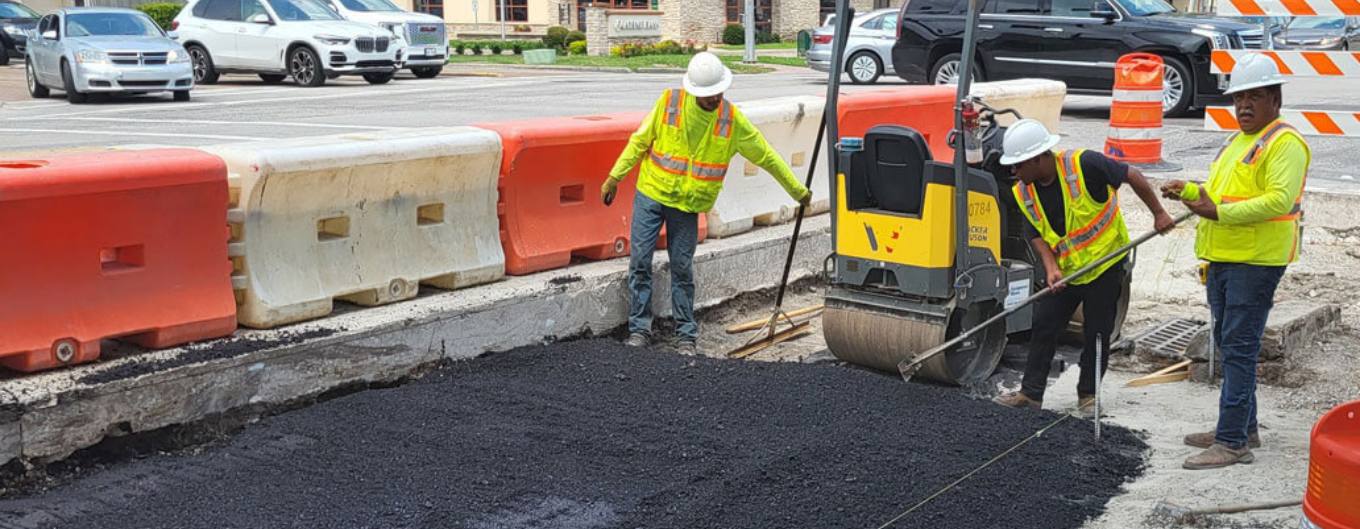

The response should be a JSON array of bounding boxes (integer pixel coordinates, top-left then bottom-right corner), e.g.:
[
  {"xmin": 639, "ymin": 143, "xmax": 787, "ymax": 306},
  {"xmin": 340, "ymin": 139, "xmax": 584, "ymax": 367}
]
[
  {"xmin": 1184, "ymin": 430, "xmax": 1261, "ymax": 449},
  {"xmin": 1183, "ymin": 443, "xmax": 1256, "ymax": 470},
  {"xmin": 992, "ymin": 391, "xmax": 1042, "ymax": 410},
  {"xmin": 1072, "ymin": 394, "xmax": 1096, "ymax": 419}
]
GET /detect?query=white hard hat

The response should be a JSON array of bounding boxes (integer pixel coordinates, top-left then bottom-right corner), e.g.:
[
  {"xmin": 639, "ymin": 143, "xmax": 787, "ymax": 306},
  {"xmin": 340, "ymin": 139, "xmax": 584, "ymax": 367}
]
[
  {"xmin": 1224, "ymin": 52, "xmax": 1287, "ymax": 95},
  {"xmin": 683, "ymin": 52, "xmax": 733, "ymax": 97},
  {"xmin": 999, "ymin": 119, "xmax": 1061, "ymax": 166}
]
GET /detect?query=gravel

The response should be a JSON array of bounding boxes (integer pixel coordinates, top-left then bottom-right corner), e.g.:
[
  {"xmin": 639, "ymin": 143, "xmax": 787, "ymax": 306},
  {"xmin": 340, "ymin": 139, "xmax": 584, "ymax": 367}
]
[{"xmin": 2, "ymin": 339, "xmax": 1146, "ymax": 529}]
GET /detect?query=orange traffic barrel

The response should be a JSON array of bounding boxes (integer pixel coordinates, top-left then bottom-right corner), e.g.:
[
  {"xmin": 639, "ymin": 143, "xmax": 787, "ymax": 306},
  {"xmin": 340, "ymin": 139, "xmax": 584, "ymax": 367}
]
[
  {"xmin": 1104, "ymin": 53, "xmax": 1179, "ymax": 171},
  {"xmin": 1302, "ymin": 400, "xmax": 1360, "ymax": 529}
]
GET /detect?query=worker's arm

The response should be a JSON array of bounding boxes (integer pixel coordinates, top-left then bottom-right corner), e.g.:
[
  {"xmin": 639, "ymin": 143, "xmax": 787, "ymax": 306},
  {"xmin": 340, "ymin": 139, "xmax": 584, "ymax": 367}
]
[
  {"xmin": 732, "ymin": 110, "xmax": 811, "ymax": 203},
  {"xmin": 1030, "ymin": 237, "xmax": 1065, "ymax": 292},
  {"xmin": 1125, "ymin": 166, "xmax": 1176, "ymax": 233},
  {"xmin": 606, "ymin": 92, "xmax": 666, "ymax": 182},
  {"xmin": 1214, "ymin": 136, "xmax": 1308, "ymax": 225}
]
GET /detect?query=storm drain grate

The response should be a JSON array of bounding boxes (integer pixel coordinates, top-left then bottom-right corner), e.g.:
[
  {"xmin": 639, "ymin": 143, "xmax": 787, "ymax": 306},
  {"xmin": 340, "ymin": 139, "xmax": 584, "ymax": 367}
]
[{"xmin": 1135, "ymin": 318, "xmax": 1208, "ymax": 358}]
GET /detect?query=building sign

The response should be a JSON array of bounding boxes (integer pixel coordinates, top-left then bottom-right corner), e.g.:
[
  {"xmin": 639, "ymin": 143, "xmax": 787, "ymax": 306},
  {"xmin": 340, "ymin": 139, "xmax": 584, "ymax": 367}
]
[{"xmin": 608, "ymin": 13, "xmax": 662, "ymax": 38}]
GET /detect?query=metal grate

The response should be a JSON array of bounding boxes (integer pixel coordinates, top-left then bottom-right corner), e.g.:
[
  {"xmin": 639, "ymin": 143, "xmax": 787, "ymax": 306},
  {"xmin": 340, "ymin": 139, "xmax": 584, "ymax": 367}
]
[{"xmin": 1135, "ymin": 318, "xmax": 1208, "ymax": 358}]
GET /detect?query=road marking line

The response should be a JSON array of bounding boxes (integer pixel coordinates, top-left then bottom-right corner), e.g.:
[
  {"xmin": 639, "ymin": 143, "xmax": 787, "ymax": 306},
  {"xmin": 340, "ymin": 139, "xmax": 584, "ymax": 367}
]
[
  {"xmin": 0, "ymin": 128, "xmax": 271, "ymax": 141},
  {"xmin": 17, "ymin": 116, "xmax": 403, "ymax": 130}
]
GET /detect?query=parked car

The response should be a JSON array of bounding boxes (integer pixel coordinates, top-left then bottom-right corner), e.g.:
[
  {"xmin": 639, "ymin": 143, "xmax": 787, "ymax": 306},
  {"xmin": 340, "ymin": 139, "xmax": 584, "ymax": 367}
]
[
  {"xmin": 1275, "ymin": 16, "xmax": 1360, "ymax": 50},
  {"xmin": 0, "ymin": 0, "xmax": 39, "ymax": 66},
  {"xmin": 1235, "ymin": 15, "xmax": 1288, "ymax": 49},
  {"xmin": 891, "ymin": 0, "xmax": 1257, "ymax": 116},
  {"xmin": 323, "ymin": 0, "xmax": 446, "ymax": 78},
  {"xmin": 807, "ymin": 8, "xmax": 898, "ymax": 84},
  {"xmin": 173, "ymin": 0, "xmax": 405, "ymax": 87},
  {"xmin": 25, "ymin": 8, "xmax": 193, "ymax": 103}
]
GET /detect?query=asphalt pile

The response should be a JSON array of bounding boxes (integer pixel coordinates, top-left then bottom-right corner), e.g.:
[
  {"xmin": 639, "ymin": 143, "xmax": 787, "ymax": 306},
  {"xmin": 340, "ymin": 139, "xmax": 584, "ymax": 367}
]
[{"xmin": 1, "ymin": 339, "xmax": 1146, "ymax": 529}]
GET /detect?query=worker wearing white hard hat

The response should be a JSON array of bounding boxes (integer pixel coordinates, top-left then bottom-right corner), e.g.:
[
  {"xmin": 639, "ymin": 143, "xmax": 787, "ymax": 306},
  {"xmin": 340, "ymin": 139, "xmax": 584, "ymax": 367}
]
[
  {"xmin": 992, "ymin": 119, "xmax": 1175, "ymax": 414},
  {"xmin": 1160, "ymin": 52, "xmax": 1311, "ymax": 471},
  {"xmin": 601, "ymin": 52, "xmax": 812, "ymax": 355}
]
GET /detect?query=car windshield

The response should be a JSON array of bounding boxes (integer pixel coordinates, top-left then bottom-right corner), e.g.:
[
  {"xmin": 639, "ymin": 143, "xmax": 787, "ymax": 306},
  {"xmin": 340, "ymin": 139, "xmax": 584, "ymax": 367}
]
[
  {"xmin": 1288, "ymin": 16, "xmax": 1345, "ymax": 30},
  {"xmin": 65, "ymin": 12, "xmax": 163, "ymax": 37},
  {"xmin": 1113, "ymin": 0, "xmax": 1174, "ymax": 16},
  {"xmin": 339, "ymin": 0, "xmax": 403, "ymax": 11},
  {"xmin": 0, "ymin": 2, "xmax": 39, "ymax": 18},
  {"xmin": 268, "ymin": 0, "xmax": 343, "ymax": 20}
]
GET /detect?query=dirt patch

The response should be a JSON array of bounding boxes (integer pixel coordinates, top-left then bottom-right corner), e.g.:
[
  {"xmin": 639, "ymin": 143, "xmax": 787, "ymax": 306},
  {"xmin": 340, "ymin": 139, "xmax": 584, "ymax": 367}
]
[
  {"xmin": 0, "ymin": 339, "xmax": 1146, "ymax": 529},
  {"xmin": 76, "ymin": 328, "xmax": 342, "ymax": 386}
]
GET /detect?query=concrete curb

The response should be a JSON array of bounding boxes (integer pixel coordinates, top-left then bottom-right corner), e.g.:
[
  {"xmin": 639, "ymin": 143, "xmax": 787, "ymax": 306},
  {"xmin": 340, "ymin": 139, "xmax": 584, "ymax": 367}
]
[
  {"xmin": 634, "ymin": 67, "xmax": 686, "ymax": 74},
  {"xmin": 450, "ymin": 63, "xmax": 635, "ymax": 74},
  {"xmin": 0, "ymin": 216, "xmax": 832, "ymax": 466}
]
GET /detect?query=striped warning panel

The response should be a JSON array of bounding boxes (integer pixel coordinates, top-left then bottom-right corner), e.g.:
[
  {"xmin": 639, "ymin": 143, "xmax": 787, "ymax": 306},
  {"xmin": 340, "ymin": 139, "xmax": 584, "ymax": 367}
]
[
  {"xmin": 1212, "ymin": 50, "xmax": 1360, "ymax": 77},
  {"xmin": 1217, "ymin": 0, "xmax": 1360, "ymax": 16},
  {"xmin": 1205, "ymin": 107, "xmax": 1360, "ymax": 136}
]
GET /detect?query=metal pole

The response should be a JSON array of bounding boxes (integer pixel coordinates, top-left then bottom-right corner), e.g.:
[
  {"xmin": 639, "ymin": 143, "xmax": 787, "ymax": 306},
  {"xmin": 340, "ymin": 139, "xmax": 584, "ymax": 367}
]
[
  {"xmin": 823, "ymin": 0, "xmax": 852, "ymax": 253},
  {"xmin": 1095, "ymin": 333, "xmax": 1103, "ymax": 442},
  {"xmin": 499, "ymin": 0, "xmax": 506, "ymax": 40},
  {"xmin": 952, "ymin": 0, "xmax": 981, "ymax": 296},
  {"xmin": 743, "ymin": 0, "xmax": 756, "ymax": 64}
]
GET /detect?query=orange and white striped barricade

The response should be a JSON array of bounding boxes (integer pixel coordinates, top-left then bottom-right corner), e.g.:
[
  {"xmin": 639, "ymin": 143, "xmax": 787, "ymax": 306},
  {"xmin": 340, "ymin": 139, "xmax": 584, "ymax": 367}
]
[
  {"xmin": 1105, "ymin": 53, "xmax": 1181, "ymax": 172},
  {"xmin": 1212, "ymin": 49, "xmax": 1360, "ymax": 78},
  {"xmin": 1205, "ymin": 107, "xmax": 1360, "ymax": 137},
  {"xmin": 1217, "ymin": 0, "xmax": 1360, "ymax": 17}
]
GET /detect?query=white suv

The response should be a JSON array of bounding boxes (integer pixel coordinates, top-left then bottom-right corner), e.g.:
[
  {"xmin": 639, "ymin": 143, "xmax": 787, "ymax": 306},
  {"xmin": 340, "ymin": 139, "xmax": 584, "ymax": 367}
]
[
  {"xmin": 173, "ymin": 0, "xmax": 405, "ymax": 87},
  {"xmin": 323, "ymin": 0, "xmax": 446, "ymax": 79}
]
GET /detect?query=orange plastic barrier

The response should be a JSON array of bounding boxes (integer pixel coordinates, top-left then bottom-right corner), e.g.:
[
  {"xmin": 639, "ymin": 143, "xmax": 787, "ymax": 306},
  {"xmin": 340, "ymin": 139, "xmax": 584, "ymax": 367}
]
[
  {"xmin": 837, "ymin": 85, "xmax": 958, "ymax": 161},
  {"xmin": 1303, "ymin": 400, "xmax": 1360, "ymax": 529},
  {"xmin": 0, "ymin": 151, "xmax": 236, "ymax": 372},
  {"xmin": 478, "ymin": 114, "xmax": 706, "ymax": 276},
  {"xmin": 1104, "ymin": 53, "xmax": 1166, "ymax": 164}
]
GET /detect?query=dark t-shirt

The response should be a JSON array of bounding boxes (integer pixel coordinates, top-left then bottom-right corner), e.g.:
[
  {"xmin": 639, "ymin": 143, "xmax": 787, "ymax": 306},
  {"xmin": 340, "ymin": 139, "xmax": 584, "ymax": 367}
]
[{"xmin": 1025, "ymin": 151, "xmax": 1129, "ymax": 239}]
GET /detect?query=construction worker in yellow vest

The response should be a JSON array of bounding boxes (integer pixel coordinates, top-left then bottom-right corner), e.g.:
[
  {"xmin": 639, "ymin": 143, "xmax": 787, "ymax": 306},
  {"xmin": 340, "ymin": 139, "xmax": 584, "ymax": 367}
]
[
  {"xmin": 992, "ymin": 119, "xmax": 1175, "ymax": 414},
  {"xmin": 1160, "ymin": 53, "xmax": 1310, "ymax": 470},
  {"xmin": 601, "ymin": 52, "xmax": 812, "ymax": 355}
]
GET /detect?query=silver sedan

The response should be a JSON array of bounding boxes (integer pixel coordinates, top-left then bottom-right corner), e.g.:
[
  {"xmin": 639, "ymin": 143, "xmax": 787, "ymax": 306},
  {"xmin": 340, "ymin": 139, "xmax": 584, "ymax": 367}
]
[
  {"xmin": 25, "ymin": 8, "xmax": 193, "ymax": 104},
  {"xmin": 806, "ymin": 8, "xmax": 898, "ymax": 84}
]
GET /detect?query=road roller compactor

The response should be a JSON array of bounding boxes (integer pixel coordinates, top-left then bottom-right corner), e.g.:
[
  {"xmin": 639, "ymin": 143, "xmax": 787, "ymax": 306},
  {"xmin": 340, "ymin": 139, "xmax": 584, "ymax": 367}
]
[{"xmin": 820, "ymin": 102, "xmax": 1135, "ymax": 386}]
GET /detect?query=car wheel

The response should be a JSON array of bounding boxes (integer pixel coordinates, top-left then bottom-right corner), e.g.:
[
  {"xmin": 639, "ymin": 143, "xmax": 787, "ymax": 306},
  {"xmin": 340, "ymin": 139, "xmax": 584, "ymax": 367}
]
[
  {"xmin": 188, "ymin": 45, "xmax": 219, "ymax": 85},
  {"xmin": 259, "ymin": 73, "xmax": 287, "ymax": 84},
  {"xmin": 290, "ymin": 47, "xmax": 325, "ymax": 87},
  {"xmin": 173, "ymin": 90, "xmax": 191, "ymax": 102},
  {"xmin": 26, "ymin": 58, "xmax": 49, "ymax": 98},
  {"xmin": 930, "ymin": 52, "xmax": 981, "ymax": 86},
  {"xmin": 1160, "ymin": 55, "xmax": 1193, "ymax": 118},
  {"xmin": 847, "ymin": 51, "xmax": 882, "ymax": 84},
  {"xmin": 61, "ymin": 61, "xmax": 88, "ymax": 104},
  {"xmin": 411, "ymin": 66, "xmax": 441, "ymax": 79},
  {"xmin": 362, "ymin": 72, "xmax": 394, "ymax": 85}
]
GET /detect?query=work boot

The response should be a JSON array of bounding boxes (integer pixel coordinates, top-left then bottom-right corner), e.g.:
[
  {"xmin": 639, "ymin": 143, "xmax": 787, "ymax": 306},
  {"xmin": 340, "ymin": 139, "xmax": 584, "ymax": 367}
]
[
  {"xmin": 1184, "ymin": 430, "xmax": 1261, "ymax": 449},
  {"xmin": 1072, "ymin": 394, "xmax": 1097, "ymax": 419},
  {"xmin": 992, "ymin": 391, "xmax": 1042, "ymax": 410},
  {"xmin": 1183, "ymin": 443, "xmax": 1255, "ymax": 470},
  {"xmin": 676, "ymin": 341, "xmax": 698, "ymax": 356},
  {"xmin": 624, "ymin": 333, "xmax": 649, "ymax": 348}
]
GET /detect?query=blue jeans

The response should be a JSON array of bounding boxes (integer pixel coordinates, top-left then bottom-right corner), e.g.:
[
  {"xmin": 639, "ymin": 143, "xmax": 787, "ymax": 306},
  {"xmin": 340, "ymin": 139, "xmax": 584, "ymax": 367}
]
[
  {"xmin": 628, "ymin": 192, "xmax": 700, "ymax": 341},
  {"xmin": 1207, "ymin": 262, "xmax": 1285, "ymax": 449}
]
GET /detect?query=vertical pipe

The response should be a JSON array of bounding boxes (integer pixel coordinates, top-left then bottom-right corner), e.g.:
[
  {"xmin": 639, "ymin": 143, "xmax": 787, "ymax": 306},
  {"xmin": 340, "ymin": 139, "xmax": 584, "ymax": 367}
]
[
  {"xmin": 744, "ymin": 0, "xmax": 756, "ymax": 63},
  {"xmin": 824, "ymin": 0, "xmax": 853, "ymax": 250},
  {"xmin": 1095, "ymin": 333, "xmax": 1103, "ymax": 442},
  {"xmin": 953, "ymin": 0, "xmax": 981, "ymax": 294}
]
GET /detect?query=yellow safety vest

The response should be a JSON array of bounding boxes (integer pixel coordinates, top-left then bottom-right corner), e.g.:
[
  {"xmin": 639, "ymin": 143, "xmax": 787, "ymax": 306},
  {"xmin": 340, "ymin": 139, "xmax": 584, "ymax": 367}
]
[
  {"xmin": 637, "ymin": 88, "xmax": 736, "ymax": 213},
  {"xmin": 1194, "ymin": 121, "xmax": 1310, "ymax": 266},
  {"xmin": 1012, "ymin": 149, "xmax": 1131, "ymax": 285}
]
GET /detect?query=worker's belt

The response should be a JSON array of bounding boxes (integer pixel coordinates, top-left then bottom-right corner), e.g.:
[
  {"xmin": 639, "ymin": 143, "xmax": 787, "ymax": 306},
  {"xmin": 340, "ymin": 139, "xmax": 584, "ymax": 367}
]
[{"xmin": 1054, "ymin": 197, "xmax": 1120, "ymax": 259}]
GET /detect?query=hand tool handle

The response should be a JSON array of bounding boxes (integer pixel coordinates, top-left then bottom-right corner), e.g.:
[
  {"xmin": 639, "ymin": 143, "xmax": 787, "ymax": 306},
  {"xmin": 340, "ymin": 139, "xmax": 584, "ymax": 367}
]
[{"xmin": 899, "ymin": 211, "xmax": 1195, "ymax": 380}]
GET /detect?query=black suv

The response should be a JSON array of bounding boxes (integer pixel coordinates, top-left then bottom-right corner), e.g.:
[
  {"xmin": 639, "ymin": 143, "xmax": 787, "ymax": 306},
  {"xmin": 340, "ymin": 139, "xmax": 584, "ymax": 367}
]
[
  {"xmin": 0, "ymin": 0, "xmax": 38, "ymax": 66},
  {"xmin": 891, "ymin": 0, "xmax": 1257, "ymax": 116}
]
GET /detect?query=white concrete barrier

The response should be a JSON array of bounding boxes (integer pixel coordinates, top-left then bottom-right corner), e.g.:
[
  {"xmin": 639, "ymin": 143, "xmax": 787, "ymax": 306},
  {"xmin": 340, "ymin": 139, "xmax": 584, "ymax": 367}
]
[
  {"xmin": 208, "ymin": 128, "xmax": 506, "ymax": 329},
  {"xmin": 708, "ymin": 95, "xmax": 829, "ymax": 238},
  {"xmin": 970, "ymin": 79, "xmax": 1067, "ymax": 132}
]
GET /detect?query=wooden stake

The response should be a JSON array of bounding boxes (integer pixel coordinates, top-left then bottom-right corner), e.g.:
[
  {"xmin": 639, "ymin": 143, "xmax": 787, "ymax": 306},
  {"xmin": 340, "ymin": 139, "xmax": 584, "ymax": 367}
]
[{"xmin": 725, "ymin": 304, "xmax": 824, "ymax": 334}]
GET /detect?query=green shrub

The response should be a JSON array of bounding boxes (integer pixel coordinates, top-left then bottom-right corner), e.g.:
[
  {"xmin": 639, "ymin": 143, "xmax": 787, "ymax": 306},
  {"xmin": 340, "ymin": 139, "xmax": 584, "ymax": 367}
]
[
  {"xmin": 568, "ymin": 40, "xmax": 587, "ymax": 55},
  {"xmin": 565, "ymin": 30, "xmax": 586, "ymax": 47},
  {"xmin": 489, "ymin": 42, "xmax": 503, "ymax": 54},
  {"xmin": 512, "ymin": 42, "xmax": 524, "ymax": 55},
  {"xmin": 544, "ymin": 26, "xmax": 570, "ymax": 49},
  {"xmin": 454, "ymin": 42, "xmax": 465, "ymax": 55},
  {"xmin": 722, "ymin": 24, "xmax": 744, "ymax": 45},
  {"xmin": 756, "ymin": 30, "xmax": 780, "ymax": 44},
  {"xmin": 471, "ymin": 42, "xmax": 484, "ymax": 55},
  {"xmin": 137, "ymin": 2, "xmax": 182, "ymax": 31}
]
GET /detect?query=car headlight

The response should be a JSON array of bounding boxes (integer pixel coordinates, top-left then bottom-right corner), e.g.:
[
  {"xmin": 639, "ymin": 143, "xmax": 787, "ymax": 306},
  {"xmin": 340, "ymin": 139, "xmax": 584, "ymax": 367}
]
[
  {"xmin": 75, "ymin": 49, "xmax": 108, "ymax": 64},
  {"xmin": 314, "ymin": 34, "xmax": 351, "ymax": 45},
  {"xmin": 1318, "ymin": 36, "xmax": 1343, "ymax": 47},
  {"xmin": 1193, "ymin": 28, "xmax": 1231, "ymax": 49},
  {"xmin": 167, "ymin": 49, "xmax": 190, "ymax": 63},
  {"xmin": 1, "ymin": 25, "xmax": 23, "ymax": 36}
]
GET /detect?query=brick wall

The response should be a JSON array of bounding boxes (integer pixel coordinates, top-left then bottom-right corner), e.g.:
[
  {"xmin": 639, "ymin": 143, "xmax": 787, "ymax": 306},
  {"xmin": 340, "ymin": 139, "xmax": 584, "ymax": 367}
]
[
  {"xmin": 585, "ymin": 7, "xmax": 610, "ymax": 55},
  {"xmin": 659, "ymin": 0, "xmax": 728, "ymax": 43},
  {"xmin": 771, "ymin": 0, "xmax": 818, "ymax": 39}
]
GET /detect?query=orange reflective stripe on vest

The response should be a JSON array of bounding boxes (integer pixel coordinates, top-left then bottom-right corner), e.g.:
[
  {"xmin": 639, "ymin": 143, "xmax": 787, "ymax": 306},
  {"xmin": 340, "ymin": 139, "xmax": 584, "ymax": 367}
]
[
  {"xmin": 664, "ymin": 88, "xmax": 684, "ymax": 127},
  {"xmin": 691, "ymin": 160, "xmax": 728, "ymax": 181},
  {"xmin": 713, "ymin": 101, "xmax": 733, "ymax": 138},
  {"xmin": 1053, "ymin": 196, "xmax": 1120, "ymax": 259},
  {"xmin": 1243, "ymin": 122, "xmax": 1296, "ymax": 164},
  {"xmin": 1017, "ymin": 183, "xmax": 1044, "ymax": 225},
  {"xmin": 648, "ymin": 149, "xmax": 689, "ymax": 175},
  {"xmin": 1060, "ymin": 150, "xmax": 1082, "ymax": 200}
]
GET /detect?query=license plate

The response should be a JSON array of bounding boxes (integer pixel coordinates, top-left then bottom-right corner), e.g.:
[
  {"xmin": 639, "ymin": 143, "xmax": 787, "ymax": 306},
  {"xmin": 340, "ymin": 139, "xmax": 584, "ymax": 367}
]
[{"xmin": 425, "ymin": 46, "xmax": 439, "ymax": 56}]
